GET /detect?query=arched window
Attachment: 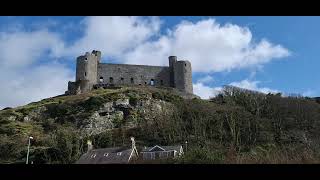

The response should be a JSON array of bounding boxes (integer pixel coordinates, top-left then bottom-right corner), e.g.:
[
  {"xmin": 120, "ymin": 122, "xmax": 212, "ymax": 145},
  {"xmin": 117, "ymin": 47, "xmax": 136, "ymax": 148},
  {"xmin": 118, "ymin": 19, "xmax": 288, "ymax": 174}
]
[
  {"xmin": 150, "ymin": 79, "xmax": 155, "ymax": 86},
  {"xmin": 131, "ymin": 78, "xmax": 134, "ymax": 84},
  {"xmin": 99, "ymin": 77, "xmax": 104, "ymax": 83},
  {"xmin": 84, "ymin": 72, "xmax": 87, "ymax": 77},
  {"xmin": 109, "ymin": 77, "xmax": 114, "ymax": 83}
]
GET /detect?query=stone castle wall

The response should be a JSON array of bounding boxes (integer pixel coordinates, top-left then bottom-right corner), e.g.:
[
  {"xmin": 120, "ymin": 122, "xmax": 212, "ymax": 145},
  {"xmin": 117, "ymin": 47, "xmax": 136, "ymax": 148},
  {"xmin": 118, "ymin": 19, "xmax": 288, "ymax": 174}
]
[
  {"xmin": 66, "ymin": 50, "xmax": 194, "ymax": 96},
  {"xmin": 97, "ymin": 63, "xmax": 171, "ymax": 87}
]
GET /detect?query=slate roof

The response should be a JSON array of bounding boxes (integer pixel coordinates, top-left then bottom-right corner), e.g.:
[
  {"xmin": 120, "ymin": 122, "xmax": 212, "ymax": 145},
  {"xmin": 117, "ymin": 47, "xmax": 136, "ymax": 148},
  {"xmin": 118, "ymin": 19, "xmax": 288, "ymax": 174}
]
[
  {"xmin": 76, "ymin": 147, "xmax": 136, "ymax": 164},
  {"xmin": 141, "ymin": 145, "xmax": 183, "ymax": 153}
]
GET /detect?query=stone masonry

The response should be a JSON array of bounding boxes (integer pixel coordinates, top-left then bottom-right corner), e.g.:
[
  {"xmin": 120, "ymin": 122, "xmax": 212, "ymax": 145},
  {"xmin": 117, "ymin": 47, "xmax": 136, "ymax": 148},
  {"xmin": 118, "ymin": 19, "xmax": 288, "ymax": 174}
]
[{"xmin": 65, "ymin": 50, "xmax": 193, "ymax": 95}]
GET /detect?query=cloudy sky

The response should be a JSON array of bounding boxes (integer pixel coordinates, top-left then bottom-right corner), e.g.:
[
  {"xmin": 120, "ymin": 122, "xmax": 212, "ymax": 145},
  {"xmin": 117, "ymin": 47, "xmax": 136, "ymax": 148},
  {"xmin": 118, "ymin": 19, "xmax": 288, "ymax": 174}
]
[{"xmin": 0, "ymin": 16, "xmax": 319, "ymax": 108}]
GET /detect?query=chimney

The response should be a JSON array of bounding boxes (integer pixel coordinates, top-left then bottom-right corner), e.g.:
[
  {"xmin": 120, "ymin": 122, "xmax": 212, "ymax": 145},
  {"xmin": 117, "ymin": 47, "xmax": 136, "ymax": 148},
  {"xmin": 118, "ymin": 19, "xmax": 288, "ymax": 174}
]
[
  {"xmin": 130, "ymin": 137, "xmax": 136, "ymax": 149},
  {"xmin": 131, "ymin": 137, "xmax": 139, "ymax": 158},
  {"xmin": 87, "ymin": 140, "xmax": 93, "ymax": 152}
]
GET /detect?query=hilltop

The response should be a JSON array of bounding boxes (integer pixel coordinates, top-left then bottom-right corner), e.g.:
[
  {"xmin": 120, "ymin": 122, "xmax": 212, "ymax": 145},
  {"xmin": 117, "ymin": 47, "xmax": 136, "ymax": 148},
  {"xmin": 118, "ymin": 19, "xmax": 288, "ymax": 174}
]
[{"xmin": 1, "ymin": 86, "xmax": 320, "ymax": 164}]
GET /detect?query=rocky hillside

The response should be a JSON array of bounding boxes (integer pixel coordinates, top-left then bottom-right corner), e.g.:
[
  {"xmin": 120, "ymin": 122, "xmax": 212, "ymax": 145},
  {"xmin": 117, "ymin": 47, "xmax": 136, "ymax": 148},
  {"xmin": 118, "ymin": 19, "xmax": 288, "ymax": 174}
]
[
  {"xmin": 1, "ymin": 85, "xmax": 320, "ymax": 164},
  {"xmin": 0, "ymin": 86, "xmax": 192, "ymax": 163}
]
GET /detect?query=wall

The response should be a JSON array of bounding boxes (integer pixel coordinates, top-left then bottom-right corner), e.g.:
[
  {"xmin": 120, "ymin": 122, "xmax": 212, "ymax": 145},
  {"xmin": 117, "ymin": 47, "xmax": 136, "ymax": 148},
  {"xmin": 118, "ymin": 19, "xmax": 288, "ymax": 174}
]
[
  {"xmin": 75, "ymin": 52, "xmax": 99, "ymax": 92},
  {"xmin": 67, "ymin": 51, "xmax": 194, "ymax": 96},
  {"xmin": 97, "ymin": 63, "xmax": 171, "ymax": 87},
  {"xmin": 173, "ymin": 61, "xmax": 193, "ymax": 94}
]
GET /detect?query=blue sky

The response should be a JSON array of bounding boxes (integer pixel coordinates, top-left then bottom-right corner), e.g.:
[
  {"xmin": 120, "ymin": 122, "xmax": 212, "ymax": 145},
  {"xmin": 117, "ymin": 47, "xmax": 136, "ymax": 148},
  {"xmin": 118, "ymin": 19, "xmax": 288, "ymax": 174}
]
[{"xmin": 0, "ymin": 16, "xmax": 318, "ymax": 108}]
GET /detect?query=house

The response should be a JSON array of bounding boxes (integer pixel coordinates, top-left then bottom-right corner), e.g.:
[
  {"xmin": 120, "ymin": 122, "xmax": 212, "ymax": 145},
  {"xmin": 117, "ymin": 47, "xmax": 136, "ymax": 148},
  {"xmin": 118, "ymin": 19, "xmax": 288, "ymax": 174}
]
[
  {"xmin": 75, "ymin": 147, "xmax": 138, "ymax": 164},
  {"xmin": 140, "ymin": 145, "xmax": 184, "ymax": 160},
  {"xmin": 75, "ymin": 137, "xmax": 138, "ymax": 164}
]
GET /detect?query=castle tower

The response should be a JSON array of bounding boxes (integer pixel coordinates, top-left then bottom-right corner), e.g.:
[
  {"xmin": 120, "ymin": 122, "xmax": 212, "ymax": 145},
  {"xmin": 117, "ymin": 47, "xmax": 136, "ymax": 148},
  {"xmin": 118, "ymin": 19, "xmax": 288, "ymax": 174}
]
[
  {"xmin": 169, "ymin": 56, "xmax": 177, "ymax": 87},
  {"xmin": 75, "ymin": 50, "xmax": 101, "ymax": 93},
  {"xmin": 169, "ymin": 56, "xmax": 193, "ymax": 94}
]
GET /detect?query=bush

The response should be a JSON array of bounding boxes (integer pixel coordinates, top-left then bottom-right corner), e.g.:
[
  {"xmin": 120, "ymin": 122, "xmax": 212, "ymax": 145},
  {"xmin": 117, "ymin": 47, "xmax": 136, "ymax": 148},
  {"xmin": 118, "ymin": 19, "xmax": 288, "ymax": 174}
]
[
  {"xmin": 129, "ymin": 96, "xmax": 138, "ymax": 106},
  {"xmin": 81, "ymin": 96, "xmax": 105, "ymax": 111},
  {"xmin": 179, "ymin": 147, "xmax": 224, "ymax": 164}
]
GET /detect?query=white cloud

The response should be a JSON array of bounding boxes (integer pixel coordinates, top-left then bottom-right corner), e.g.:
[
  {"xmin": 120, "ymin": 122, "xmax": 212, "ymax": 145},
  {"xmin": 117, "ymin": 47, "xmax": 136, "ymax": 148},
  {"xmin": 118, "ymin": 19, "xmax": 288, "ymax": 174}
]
[
  {"xmin": 0, "ymin": 17, "xmax": 290, "ymax": 108},
  {"xmin": 193, "ymin": 83, "xmax": 219, "ymax": 99},
  {"xmin": 193, "ymin": 78, "xmax": 279, "ymax": 100},
  {"xmin": 302, "ymin": 89, "xmax": 316, "ymax": 97},
  {"xmin": 63, "ymin": 16, "xmax": 161, "ymax": 58},
  {"xmin": 229, "ymin": 79, "xmax": 279, "ymax": 94},
  {"xmin": 193, "ymin": 77, "xmax": 223, "ymax": 99},
  {"xmin": 0, "ymin": 63, "xmax": 73, "ymax": 109},
  {"xmin": 123, "ymin": 18, "xmax": 290, "ymax": 73},
  {"xmin": 0, "ymin": 27, "xmax": 71, "ymax": 109},
  {"xmin": 0, "ymin": 29, "xmax": 64, "ymax": 68},
  {"xmin": 197, "ymin": 75, "xmax": 214, "ymax": 84}
]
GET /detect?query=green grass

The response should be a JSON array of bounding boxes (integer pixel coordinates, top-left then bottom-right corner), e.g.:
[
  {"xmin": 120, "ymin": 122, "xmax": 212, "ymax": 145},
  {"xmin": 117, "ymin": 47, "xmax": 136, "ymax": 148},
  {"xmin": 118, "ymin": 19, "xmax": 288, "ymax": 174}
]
[{"xmin": 4, "ymin": 86, "xmax": 319, "ymax": 164}]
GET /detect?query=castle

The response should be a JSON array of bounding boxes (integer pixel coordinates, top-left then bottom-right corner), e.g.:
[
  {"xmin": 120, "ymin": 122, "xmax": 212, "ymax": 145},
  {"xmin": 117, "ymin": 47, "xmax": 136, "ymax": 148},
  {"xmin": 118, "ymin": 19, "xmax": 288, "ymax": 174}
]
[{"xmin": 65, "ymin": 50, "xmax": 193, "ymax": 95}]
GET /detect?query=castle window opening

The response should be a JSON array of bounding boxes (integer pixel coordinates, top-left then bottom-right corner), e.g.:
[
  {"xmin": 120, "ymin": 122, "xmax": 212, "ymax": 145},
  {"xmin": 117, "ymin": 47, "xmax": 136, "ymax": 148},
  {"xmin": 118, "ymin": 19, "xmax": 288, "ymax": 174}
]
[{"xmin": 66, "ymin": 52, "xmax": 194, "ymax": 96}]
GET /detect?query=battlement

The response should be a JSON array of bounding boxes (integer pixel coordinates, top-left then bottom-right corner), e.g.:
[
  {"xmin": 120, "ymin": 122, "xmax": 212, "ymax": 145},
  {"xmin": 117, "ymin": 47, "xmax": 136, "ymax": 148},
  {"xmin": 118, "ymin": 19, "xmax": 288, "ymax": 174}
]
[
  {"xmin": 77, "ymin": 50, "xmax": 101, "ymax": 63},
  {"xmin": 66, "ymin": 50, "xmax": 193, "ymax": 95}
]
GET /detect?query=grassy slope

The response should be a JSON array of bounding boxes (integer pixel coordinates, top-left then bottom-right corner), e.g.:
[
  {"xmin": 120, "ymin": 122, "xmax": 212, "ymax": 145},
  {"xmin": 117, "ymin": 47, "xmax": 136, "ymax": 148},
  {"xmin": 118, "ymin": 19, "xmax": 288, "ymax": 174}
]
[
  {"xmin": 0, "ymin": 86, "xmax": 183, "ymax": 164},
  {"xmin": 1, "ymin": 86, "xmax": 320, "ymax": 164}
]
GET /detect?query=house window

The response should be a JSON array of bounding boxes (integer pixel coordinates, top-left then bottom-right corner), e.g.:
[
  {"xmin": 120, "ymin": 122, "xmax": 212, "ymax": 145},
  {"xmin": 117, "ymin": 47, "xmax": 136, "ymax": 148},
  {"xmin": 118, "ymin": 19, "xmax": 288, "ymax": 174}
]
[
  {"xmin": 160, "ymin": 80, "xmax": 163, "ymax": 85},
  {"xmin": 142, "ymin": 153, "xmax": 148, "ymax": 159},
  {"xmin": 131, "ymin": 78, "xmax": 134, "ymax": 84},
  {"xmin": 109, "ymin": 77, "xmax": 114, "ymax": 83},
  {"xmin": 84, "ymin": 72, "xmax": 87, "ymax": 77},
  {"xmin": 159, "ymin": 151, "xmax": 169, "ymax": 159},
  {"xmin": 169, "ymin": 151, "xmax": 174, "ymax": 157},
  {"xmin": 151, "ymin": 153, "xmax": 155, "ymax": 160},
  {"xmin": 99, "ymin": 77, "xmax": 104, "ymax": 83}
]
